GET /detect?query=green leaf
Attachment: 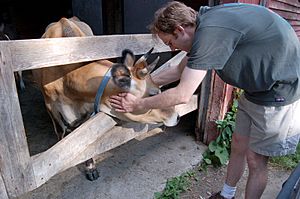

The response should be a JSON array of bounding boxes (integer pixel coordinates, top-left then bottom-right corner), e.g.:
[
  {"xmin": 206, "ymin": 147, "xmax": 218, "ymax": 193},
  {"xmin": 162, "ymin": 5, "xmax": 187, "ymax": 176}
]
[
  {"xmin": 227, "ymin": 121, "xmax": 235, "ymax": 127},
  {"xmin": 215, "ymin": 148, "xmax": 229, "ymax": 165},
  {"xmin": 154, "ymin": 192, "xmax": 161, "ymax": 197},
  {"xmin": 204, "ymin": 158, "xmax": 212, "ymax": 164},
  {"xmin": 224, "ymin": 126, "xmax": 232, "ymax": 136},
  {"xmin": 216, "ymin": 135, "xmax": 221, "ymax": 143},
  {"xmin": 208, "ymin": 141, "xmax": 218, "ymax": 152}
]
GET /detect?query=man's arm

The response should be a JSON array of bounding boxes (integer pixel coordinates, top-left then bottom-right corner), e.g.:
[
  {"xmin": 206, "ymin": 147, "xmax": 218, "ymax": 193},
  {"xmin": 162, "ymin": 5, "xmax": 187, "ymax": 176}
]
[{"xmin": 110, "ymin": 67, "xmax": 207, "ymax": 112}]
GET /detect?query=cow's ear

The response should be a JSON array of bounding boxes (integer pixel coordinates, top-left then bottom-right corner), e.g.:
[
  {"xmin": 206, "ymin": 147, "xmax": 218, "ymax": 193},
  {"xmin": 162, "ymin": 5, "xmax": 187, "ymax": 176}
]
[
  {"xmin": 135, "ymin": 55, "xmax": 160, "ymax": 79},
  {"xmin": 121, "ymin": 49, "xmax": 135, "ymax": 67}
]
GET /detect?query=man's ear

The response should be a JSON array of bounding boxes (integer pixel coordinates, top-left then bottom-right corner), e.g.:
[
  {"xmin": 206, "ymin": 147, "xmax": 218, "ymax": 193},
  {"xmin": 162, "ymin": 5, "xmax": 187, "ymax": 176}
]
[{"xmin": 175, "ymin": 25, "xmax": 184, "ymax": 33}]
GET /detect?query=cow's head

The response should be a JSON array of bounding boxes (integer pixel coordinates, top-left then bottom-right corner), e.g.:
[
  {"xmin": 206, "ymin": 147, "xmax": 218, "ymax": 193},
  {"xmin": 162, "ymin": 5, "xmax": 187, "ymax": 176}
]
[{"xmin": 100, "ymin": 48, "xmax": 180, "ymax": 127}]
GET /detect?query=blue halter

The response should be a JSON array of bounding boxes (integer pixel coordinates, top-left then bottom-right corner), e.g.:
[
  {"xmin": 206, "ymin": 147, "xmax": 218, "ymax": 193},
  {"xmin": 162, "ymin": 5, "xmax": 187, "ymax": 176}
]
[{"xmin": 91, "ymin": 67, "xmax": 112, "ymax": 116}]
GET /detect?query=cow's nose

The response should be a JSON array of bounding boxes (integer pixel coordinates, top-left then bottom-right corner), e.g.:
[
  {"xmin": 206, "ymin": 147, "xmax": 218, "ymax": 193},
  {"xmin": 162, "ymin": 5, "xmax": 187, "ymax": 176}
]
[
  {"xmin": 163, "ymin": 113, "xmax": 180, "ymax": 127},
  {"xmin": 176, "ymin": 115, "xmax": 180, "ymax": 124}
]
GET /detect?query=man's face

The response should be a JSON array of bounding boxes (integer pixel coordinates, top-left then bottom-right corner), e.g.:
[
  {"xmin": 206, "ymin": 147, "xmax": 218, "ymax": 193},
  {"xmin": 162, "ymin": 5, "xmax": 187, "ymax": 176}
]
[{"xmin": 157, "ymin": 26, "xmax": 192, "ymax": 52}]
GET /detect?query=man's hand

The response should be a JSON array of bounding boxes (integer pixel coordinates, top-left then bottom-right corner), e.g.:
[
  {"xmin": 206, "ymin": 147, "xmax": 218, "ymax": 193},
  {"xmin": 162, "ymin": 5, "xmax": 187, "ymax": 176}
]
[{"xmin": 109, "ymin": 93, "xmax": 142, "ymax": 113}]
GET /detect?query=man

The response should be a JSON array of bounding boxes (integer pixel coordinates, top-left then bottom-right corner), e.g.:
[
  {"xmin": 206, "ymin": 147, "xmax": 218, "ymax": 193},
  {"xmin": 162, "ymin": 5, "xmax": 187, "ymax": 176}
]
[{"xmin": 110, "ymin": 2, "xmax": 300, "ymax": 198}]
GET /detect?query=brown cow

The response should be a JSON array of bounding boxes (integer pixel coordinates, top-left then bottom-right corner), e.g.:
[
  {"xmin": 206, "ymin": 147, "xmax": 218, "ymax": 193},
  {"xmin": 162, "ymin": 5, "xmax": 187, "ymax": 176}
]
[{"xmin": 32, "ymin": 17, "xmax": 179, "ymax": 180}]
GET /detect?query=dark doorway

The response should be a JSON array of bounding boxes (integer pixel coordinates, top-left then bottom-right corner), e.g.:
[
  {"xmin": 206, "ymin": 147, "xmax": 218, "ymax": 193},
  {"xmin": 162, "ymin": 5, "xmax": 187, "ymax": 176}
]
[{"xmin": 1, "ymin": 0, "xmax": 72, "ymax": 39}]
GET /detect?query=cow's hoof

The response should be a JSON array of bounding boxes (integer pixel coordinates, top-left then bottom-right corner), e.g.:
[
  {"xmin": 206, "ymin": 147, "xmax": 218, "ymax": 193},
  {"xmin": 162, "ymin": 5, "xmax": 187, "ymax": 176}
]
[{"xmin": 86, "ymin": 168, "xmax": 99, "ymax": 181}]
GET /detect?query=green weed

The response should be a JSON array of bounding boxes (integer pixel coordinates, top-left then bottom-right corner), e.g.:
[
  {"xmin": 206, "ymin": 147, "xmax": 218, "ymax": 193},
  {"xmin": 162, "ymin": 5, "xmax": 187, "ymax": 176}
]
[
  {"xmin": 200, "ymin": 97, "xmax": 238, "ymax": 170},
  {"xmin": 154, "ymin": 172, "xmax": 195, "ymax": 199}
]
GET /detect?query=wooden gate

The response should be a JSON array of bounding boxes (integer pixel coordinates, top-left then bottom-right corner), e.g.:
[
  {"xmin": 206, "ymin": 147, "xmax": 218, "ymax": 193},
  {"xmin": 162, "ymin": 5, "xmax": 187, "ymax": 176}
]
[{"xmin": 0, "ymin": 34, "xmax": 199, "ymax": 198}]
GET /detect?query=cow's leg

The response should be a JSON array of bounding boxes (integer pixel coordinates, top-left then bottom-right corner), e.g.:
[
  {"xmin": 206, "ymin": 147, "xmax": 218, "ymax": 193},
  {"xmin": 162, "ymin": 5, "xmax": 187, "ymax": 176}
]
[
  {"xmin": 17, "ymin": 71, "xmax": 26, "ymax": 91},
  {"xmin": 85, "ymin": 158, "xmax": 99, "ymax": 181},
  {"xmin": 46, "ymin": 109, "xmax": 64, "ymax": 140},
  {"xmin": 14, "ymin": 71, "xmax": 25, "ymax": 91}
]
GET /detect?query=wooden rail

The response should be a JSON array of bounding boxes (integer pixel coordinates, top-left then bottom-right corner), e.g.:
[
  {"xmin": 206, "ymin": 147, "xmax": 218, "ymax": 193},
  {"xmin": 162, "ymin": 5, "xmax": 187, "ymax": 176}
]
[{"xmin": 0, "ymin": 34, "xmax": 197, "ymax": 198}]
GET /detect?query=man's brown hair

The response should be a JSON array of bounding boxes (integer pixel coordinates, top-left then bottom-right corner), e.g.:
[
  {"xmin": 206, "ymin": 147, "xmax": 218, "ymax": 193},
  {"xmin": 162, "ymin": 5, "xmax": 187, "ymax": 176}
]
[{"xmin": 148, "ymin": 1, "xmax": 197, "ymax": 35}]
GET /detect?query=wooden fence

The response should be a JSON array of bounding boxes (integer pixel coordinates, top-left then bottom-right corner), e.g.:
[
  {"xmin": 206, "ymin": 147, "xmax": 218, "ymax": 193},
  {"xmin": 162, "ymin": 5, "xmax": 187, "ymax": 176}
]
[{"xmin": 0, "ymin": 34, "xmax": 199, "ymax": 198}]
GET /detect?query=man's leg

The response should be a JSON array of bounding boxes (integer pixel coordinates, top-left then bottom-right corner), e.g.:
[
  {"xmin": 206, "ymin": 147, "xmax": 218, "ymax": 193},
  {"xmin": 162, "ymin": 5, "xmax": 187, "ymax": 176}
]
[
  {"xmin": 225, "ymin": 132, "xmax": 250, "ymax": 187},
  {"xmin": 215, "ymin": 132, "xmax": 250, "ymax": 198},
  {"xmin": 245, "ymin": 150, "xmax": 269, "ymax": 199}
]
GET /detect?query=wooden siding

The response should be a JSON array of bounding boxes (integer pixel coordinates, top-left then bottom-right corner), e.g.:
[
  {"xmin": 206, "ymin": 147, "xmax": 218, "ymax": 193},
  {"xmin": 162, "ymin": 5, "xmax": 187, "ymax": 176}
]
[
  {"xmin": 220, "ymin": 0, "xmax": 300, "ymax": 38},
  {"xmin": 268, "ymin": 0, "xmax": 300, "ymax": 38},
  {"xmin": 220, "ymin": 0, "xmax": 260, "ymax": 4}
]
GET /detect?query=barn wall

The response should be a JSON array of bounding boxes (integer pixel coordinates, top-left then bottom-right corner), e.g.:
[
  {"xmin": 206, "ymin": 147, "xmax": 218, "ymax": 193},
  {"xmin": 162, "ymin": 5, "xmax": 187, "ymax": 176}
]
[
  {"xmin": 123, "ymin": 0, "xmax": 168, "ymax": 34},
  {"xmin": 72, "ymin": 0, "xmax": 103, "ymax": 35},
  {"xmin": 220, "ymin": 0, "xmax": 300, "ymax": 39},
  {"xmin": 1, "ymin": 0, "xmax": 73, "ymax": 39},
  {"xmin": 267, "ymin": 0, "xmax": 300, "ymax": 39}
]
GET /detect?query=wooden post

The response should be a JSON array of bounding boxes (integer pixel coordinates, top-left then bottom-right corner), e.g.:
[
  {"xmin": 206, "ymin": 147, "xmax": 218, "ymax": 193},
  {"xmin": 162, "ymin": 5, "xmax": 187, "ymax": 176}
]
[
  {"xmin": 0, "ymin": 42, "xmax": 36, "ymax": 198},
  {"xmin": 195, "ymin": 70, "xmax": 212, "ymax": 142},
  {"xmin": 202, "ymin": 71, "xmax": 234, "ymax": 144}
]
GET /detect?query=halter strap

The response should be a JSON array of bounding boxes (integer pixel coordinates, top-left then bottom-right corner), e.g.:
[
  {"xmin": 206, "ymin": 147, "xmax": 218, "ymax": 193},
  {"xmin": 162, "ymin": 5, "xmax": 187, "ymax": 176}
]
[{"xmin": 91, "ymin": 67, "xmax": 112, "ymax": 116}]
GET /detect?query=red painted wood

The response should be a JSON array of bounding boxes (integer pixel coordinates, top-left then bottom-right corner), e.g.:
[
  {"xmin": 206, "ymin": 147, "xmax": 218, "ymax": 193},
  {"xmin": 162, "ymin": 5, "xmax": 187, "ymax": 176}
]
[
  {"xmin": 289, "ymin": 20, "xmax": 300, "ymax": 26},
  {"xmin": 272, "ymin": 9, "xmax": 300, "ymax": 20},
  {"xmin": 267, "ymin": 0, "xmax": 300, "ymax": 40},
  {"xmin": 269, "ymin": 0, "xmax": 300, "ymax": 13},
  {"xmin": 293, "ymin": 26, "xmax": 300, "ymax": 31},
  {"xmin": 275, "ymin": 0, "xmax": 300, "ymax": 7},
  {"xmin": 220, "ymin": 0, "xmax": 238, "ymax": 4},
  {"xmin": 203, "ymin": 71, "xmax": 234, "ymax": 144},
  {"xmin": 239, "ymin": 0, "xmax": 260, "ymax": 4}
]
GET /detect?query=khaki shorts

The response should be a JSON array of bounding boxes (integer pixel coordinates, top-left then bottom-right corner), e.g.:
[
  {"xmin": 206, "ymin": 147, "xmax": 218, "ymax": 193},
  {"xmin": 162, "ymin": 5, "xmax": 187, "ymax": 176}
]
[{"xmin": 235, "ymin": 95, "xmax": 300, "ymax": 157}]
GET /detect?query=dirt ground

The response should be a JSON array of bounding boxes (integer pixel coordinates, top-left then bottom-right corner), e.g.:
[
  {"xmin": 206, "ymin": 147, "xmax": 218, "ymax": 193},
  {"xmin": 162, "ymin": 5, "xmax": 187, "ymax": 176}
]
[
  {"xmin": 179, "ymin": 164, "xmax": 291, "ymax": 199},
  {"xmin": 17, "ymin": 75, "xmax": 291, "ymax": 199}
]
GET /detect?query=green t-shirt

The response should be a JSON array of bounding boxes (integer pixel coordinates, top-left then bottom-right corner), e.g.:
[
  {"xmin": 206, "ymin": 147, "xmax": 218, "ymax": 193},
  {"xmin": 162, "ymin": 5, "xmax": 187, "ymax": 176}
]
[{"xmin": 187, "ymin": 3, "xmax": 300, "ymax": 106}]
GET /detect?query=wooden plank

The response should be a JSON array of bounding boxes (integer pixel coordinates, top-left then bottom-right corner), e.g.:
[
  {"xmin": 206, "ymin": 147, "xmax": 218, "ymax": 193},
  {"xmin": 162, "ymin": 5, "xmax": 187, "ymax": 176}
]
[
  {"xmin": 67, "ymin": 123, "xmax": 151, "ymax": 167},
  {"xmin": 0, "ymin": 43, "xmax": 36, "ymax": 198},
  {"xmin": 289, "ymin": 20, "xmax": 300, "ymax": 26},
  {"xmin": 0, "ymin": 174, "xmax": 9, "ymax": 199},
  {"xmin": 135, "ymin": 127, "xmax": 164, "ymax": 141},
  {"xmin": 269, "ymin": 0, "xmax": 300, "ymax": 13},
  {"xmin": 273, "ymin": 9, "xmax": 300, "ymax": 21},
  {"xmin": 293, "ymin": 25, "xmax": 300, "ymax": 31},
  {"xmin": 203, "ymin": 71, "xmax": 234, "ymax": 144},
  {"xmin": 222, "ymin": 0, "xmax": 260, "ymax": 4},
  {"xmin": 275, "ymin": 0, "xmax": 300, "ymax": 8},
  {"xmin": 65, "ymin": 94, "xmax": 197, "ymax": 167},
  {"xmin": 238, "ymin": 0, "xmax": 260, "ymax": 4},
  {"xmin": 175, "ymin": 94, "xmax": 198, "ymax": 116},
  {"xmin": 5, "ymin": 34, "xmax": 169, "ymax": 72},
  {"xmin": 151, "ymin": 51, "xmax": 187, "ymax": 77},
  {"xmin": 31, "ymin": 113, "xmax": 116, "ymax": 188},
  {"xmin": 195, "ymin": 71, "xmax": 212, "ymax": 142}
]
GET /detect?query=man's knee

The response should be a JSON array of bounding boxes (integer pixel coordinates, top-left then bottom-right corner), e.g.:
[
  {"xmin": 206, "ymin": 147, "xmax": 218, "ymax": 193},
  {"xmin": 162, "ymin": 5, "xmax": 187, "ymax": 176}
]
[
  {"xmin": 246, "ymin": 150, "xmax": 269, "ymax": 170},
  {"xmin": 231, "ymin": 133, "xmax": 249, "ymax": 154}
]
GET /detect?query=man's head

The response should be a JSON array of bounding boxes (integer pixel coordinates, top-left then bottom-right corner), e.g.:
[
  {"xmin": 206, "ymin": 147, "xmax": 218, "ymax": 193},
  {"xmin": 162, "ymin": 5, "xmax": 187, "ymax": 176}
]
[{"xmin": 148, "ymin": 1, "xmax": 197, "ymax": 52}]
